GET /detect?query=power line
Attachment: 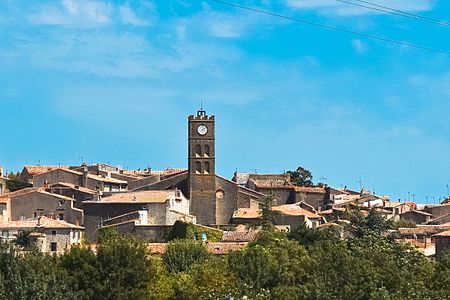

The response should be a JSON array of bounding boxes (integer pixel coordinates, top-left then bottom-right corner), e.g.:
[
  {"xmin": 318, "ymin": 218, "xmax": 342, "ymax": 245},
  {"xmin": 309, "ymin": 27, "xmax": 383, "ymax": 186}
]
[
  {"xmin": 336, "ymin": 0, "xmax": 450, "ymax": 28},
  {"xmin": 210, "ymin": 0, "xmax": 450, "ymax": 55}
]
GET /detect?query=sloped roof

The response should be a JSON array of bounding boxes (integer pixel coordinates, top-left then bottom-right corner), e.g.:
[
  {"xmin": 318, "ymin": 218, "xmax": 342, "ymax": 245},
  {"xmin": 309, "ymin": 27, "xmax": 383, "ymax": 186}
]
[
  {"xmin": 50, "ymin": 182, "xmax": 96, "ymax": 194},
  {"xmin": 0, "ymin": 188, "xmax": 75, "ymax": 202},
  {"xmin": 233, "ymin": 203, "xmax": 321, "ymax": 219},
  {"xmin": 222, "ymin": 228, "xmax": 259, "ymax": 242},
  {"xmin": 383, "ymin": 201, "xmax": 412, "ymax": 209},
  {"xmin": 0, "ymin": 216, "xmax": 83, "ymax": 229},
  {"xmin": 86, "ymin": 174, "xmax": 127, "ymax": 184},
  {"xmin": 232, "ymin": 208, "xmax": 261, "ymax": 219},
  {"xmin": 272, "ymin": 204, "xmax": 322, "ymax": 219},
  {"xmin": 433, "ymin": 230, "xmax": 450, "ymax": 237},
  {"xmin": 294, "ymin": 186, "xmax": 326, "ymax": 193},
  {"xmin": 250, "ymin": 179, "xmax": 293, "ymax": 189},
  {"xmin": 85, "ymin": 190, "xmax": 178, "ymax": 204},
  {"xmin": 400, "ymin": 210, "xmax": 433, "ymax": 217},
  {"xmin": 398, "ymin": 226, "xmax": 449, "ymax": 236},
  {"xmin": 23, "ymin": 166, "xmax": 70, "ymax": 175}
]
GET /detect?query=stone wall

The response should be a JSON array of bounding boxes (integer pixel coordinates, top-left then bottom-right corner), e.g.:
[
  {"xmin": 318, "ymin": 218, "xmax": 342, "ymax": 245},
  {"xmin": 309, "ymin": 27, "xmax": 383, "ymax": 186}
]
[
  {"xmin": 34, "ymin": 170, "xmax": 82, "ymax": 188},
  {"xmin": 10, "ymin": 192, "xmax": 83, "ymax": 225},
  {"xmin": 435, "ymin": 236, "xmax": 450, "ymax": 259},
  {"xmin": 295, "ymin": 192, "xmax": 327, "ymax": 210}
]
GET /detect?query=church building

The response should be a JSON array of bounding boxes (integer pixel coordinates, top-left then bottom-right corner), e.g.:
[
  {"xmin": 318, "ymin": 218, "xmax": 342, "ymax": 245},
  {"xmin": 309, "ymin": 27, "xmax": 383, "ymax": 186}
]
[{"xmin": 187, "ymin": 108, "xmax": 263, "ymax": 225}]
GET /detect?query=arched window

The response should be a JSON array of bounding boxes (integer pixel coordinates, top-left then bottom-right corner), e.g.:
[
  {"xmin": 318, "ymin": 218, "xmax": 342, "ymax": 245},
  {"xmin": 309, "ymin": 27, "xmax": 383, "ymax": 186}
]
[
  {"xmin": 204, "ymin": 145, "xmax": 210, "ymax": 157},
  {"xmin": 195, "ymin": 144, "xmax": 201, "ymax": 157},
  {"xmin": 195, "ymin": 161, "xmax": 202, "ymax": 174},
  {"xmin": 204, "ymin": 162, "xmax": 210, "ymax": 174}
]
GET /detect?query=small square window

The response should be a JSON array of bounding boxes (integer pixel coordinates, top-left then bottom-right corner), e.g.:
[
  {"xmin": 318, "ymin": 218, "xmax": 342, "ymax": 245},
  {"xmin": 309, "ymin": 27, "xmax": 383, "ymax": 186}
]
[
  {"xmin": 50, "ymin": 242, "xmax": 57, "ymax": 252},
  {"xmin": 51, "ymin": 230, "xmax": 57, "ymax": 236},
  {"xmin": 59, "ymin": 200, "xmax": 64, "ymax": 206},
  {"xmin": 58, "ymin": 214, "xmax": 64, "ymax": 220}
]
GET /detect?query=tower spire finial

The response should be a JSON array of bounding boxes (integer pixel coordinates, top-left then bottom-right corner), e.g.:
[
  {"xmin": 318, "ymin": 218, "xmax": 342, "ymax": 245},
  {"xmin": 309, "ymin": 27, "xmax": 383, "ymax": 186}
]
[{"xmin": 197, "ymin": 100, "xmax": 206, "ymax": 117}]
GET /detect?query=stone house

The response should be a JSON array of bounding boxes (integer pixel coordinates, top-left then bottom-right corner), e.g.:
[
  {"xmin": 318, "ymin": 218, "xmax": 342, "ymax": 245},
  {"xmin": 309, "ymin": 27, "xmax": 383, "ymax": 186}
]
[
  {"xmin": 0, "ymin": 216, "xmax": 84, "ymax": 252},
  {"xmin": 381, "ymin": 201, "xmax": 413, "ymax": 220},
  {"xmin": 425, "ymin": 204, "xmax": 450, "ymax": 219},
  {"xmin": 434, "ymin": 230, "xmax": 450, "ymax": 259},
  {"xmin": 83, "ymin": 189, "xmax": 195, "ymax": 241},
  {"xmin": 49, "ymin": 182, "xmax": 98, "ymax": 208},
  {"xmin": 21, "ymin": 166, "xmax": 70, "ymax": 184},
  {"xmin": 33, "ymin": 168, "xmax": 127, "ymax": 193},
  {"xmin": 232, "ymin": 202, "xmax": 325, "ymax": 229},
  {"xmin": 232, "ymin": 172, "xmax": 330, "ymax": 210},
  {"xmin": 0, "ymin": 188, "xmax": 83, "ymax": 225},
  {"xmin": 0, "ymin": 175, "xmax": 7, "ymax": 196},
  {"xmin": 399, "ymin": 210, "xmax": 433, "ymax": 225}
]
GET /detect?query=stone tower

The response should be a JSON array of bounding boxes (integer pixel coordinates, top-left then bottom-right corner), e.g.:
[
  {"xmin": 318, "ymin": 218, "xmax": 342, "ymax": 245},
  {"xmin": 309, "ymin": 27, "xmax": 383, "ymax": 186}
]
[{"xmin": 188, "ymin": 108, "xmax": 216, "ymax": 225}]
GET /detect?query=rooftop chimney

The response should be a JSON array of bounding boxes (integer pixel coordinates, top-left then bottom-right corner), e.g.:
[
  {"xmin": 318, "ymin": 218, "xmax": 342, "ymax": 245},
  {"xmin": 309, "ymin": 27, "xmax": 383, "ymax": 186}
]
[{"xmin": 82, "ymin": 164, "xmax": 88, "ymax": 188}]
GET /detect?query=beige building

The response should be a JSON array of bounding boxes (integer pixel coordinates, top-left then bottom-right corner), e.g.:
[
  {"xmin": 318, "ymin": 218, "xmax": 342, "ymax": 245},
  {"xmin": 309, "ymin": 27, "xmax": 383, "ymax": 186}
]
[
  {"xmin": 0, "ymin": 188, "xmax": 83, "ymax": 225},
  {"xmin": 83, "ymin": 189, "xmax": 195, "ymax": 241},
  {"xmin": 232, "ymin": 202, "xmax": 325, "ymax": 229},
  {"xmin": 0, "ymin": 216, "xmax": 84, "ymax": 252}
]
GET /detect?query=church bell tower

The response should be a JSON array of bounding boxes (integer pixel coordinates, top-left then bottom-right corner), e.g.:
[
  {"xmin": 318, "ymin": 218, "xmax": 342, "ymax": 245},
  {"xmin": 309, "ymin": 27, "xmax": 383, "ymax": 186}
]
[{"xmin": 188, "ymin": 108, "xmax": 216, "ymax": 225}]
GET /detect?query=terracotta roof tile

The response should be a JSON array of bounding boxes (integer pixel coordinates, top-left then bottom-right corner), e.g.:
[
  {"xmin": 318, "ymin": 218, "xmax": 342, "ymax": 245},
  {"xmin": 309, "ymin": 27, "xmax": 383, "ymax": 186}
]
[
  {"xmin": 85, "ymin": 190, "xmax": 178, "ymax": 204},
  {"xmin": 294, "ymin": 186, "xmax": 326, "ymax": 193},
  {"xmin": 272, "ymin": 204, "xmax": 322, "ymax": 218},
  {"xmin": 0, "ymin": 216, "xmax": 83, "ymax": 229},
  {"xmin": 24, "ymin": 166, "xmax": 70, "ymax": 175}
]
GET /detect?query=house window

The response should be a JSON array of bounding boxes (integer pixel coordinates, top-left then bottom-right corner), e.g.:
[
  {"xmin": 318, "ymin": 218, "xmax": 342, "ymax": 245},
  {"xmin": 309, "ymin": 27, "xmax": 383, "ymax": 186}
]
[
  {"xmin": 59, "ymin": 200, "xmax": 64, "ymax": 206},
  {"xmin": 1, "ymin": 230, "xmax": 8, "ymax": 238},
  {"xmin": 58, "ymin": 214, "xmax": 64, "ymax": 220},
  {"xmin": 50, "ymin": 242, "xmax": 57, "ymax": 252},
  {"xmin": 51, "ymin": 230, "xmax": 57, "ymax": 236}
]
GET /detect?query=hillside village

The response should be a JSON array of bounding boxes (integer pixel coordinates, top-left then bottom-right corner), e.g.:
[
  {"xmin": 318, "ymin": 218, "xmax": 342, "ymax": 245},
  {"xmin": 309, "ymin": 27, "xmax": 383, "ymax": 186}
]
[{"xmin": 1, "ymin": 109, "xmax": 450, "ymax": 258}]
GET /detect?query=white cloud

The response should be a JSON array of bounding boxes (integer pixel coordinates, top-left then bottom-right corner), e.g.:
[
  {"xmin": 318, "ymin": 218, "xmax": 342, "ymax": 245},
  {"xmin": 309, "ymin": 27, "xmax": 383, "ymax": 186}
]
[
  {"xmin": 285, "ymin": 0, "xmax": 435, "ymax": 16},
  {"xmin": 30, "ymin": 0, "xmax": 112, "ymax": 26},
  {"xmin": 119, "ymin": 5, "xmax": 150, "ymax": 26},
  {"xmin": 352, "ymin": 39, "xmax": 366, "ymax": 53}
]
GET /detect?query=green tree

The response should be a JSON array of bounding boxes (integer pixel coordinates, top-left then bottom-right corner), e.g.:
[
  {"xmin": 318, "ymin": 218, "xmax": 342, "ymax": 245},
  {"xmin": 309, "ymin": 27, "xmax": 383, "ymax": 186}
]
[
  {"xmin": 14, "ymin": 230, "xmax": 32, "ymax": 249},
  {"xmin": 96, "ymin": 234, "xmax": 154, "ymax": 300},
  {"xmin": 228, "ymin": 230, "xmax": 312, "ymax": 297},
  {"xmin": 5, "ymin": 172, "xmax": 32, "ymax": 192},
  {"xmin": 287, "ymin": 166, "xmax": 314, "ymax": 187},
  {"xmin": 59, "ymin": 246, "xmax": 102, "ymax": 300},
  {"xmin": 260, "ymin": 196, "xmax": 279, "ymax": 230},
  {"xmin": 347, "ymin": 208, "xmax": 392, "ymax": 238},
  {"xmin": 163, "ymin": 239, "xmax": 209, "ymax": 273},
  {"xmin": 288, "ymin": 222, "xmax": 340, "ymax": 247},
  {"xmin": 0, "ymin": 246, "xmax": 74, "ymax": 300}
]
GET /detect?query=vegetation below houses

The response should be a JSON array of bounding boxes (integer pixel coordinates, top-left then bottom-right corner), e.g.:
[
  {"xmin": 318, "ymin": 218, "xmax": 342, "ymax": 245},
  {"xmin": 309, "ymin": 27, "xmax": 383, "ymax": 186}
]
[
  {"xmin": 167, "ymin": 220, "xmax": 223, "ymax": 242},
  {"xmin": 0, "ymin": 211, "xmax": 450, "ymax": 299},
  {"xmin": 6, "ymin": 172, "xmax": 32, "ymax": 192}
]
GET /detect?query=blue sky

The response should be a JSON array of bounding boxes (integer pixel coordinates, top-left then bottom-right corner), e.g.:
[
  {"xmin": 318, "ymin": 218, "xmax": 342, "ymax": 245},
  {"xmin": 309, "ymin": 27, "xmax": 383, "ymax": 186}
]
[{"xmin": 0, "ymin": 0, "xmax": 449, "ymax": 203}]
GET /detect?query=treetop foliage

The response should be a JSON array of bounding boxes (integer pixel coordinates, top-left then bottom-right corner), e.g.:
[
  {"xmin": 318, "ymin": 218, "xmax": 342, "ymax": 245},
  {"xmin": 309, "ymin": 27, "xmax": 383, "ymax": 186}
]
[{"xmin": 0, "ymin": 212, "xmax": 448, "ymax": 299}]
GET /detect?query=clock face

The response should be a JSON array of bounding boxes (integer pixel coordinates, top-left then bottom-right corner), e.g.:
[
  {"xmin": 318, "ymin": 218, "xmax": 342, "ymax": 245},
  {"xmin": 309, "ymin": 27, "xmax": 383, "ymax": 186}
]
[{"xmin": 197, "ymin": 124, "xmax": 208, "ymax": 135}]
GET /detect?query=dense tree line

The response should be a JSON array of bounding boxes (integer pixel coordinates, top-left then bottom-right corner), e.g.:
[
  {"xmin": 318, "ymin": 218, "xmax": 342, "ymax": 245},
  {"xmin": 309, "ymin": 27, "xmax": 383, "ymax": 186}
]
[{"xmin": 0, "ymin": 212, "xmax": 450, "ymax": 299}]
